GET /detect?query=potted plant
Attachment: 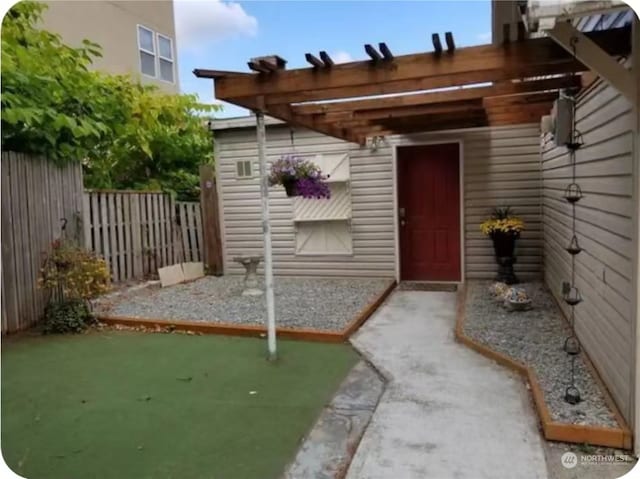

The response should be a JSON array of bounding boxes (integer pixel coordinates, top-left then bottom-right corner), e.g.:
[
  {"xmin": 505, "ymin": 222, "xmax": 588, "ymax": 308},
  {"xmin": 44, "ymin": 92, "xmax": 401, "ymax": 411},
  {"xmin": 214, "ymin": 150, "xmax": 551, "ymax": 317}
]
[
  {"xmin": 268, "ymin": 155, "xmax": 331, "ymax": 199},
  {"xmin": 480, "ymin": 207, "xmax": 524, "ymax": 284}
]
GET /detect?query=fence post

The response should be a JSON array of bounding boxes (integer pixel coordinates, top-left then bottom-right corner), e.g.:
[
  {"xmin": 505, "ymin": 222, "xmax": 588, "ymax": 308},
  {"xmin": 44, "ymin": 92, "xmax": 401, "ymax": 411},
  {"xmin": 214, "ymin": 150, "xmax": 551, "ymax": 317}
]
[{"xmin": 199, "ymin": 165, "xmax": 223, "ymax": 275}]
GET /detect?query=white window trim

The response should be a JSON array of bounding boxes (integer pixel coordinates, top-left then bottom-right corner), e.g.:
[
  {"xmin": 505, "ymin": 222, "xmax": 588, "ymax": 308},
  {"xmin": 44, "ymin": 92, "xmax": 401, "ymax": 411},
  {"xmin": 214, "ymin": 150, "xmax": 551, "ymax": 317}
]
[
  {"xmin": 136, "ymin": 24, "xmax": 176, "ymax": 85},
  {"xmin": 156, "ymin": 33, "xmax": 175, "ymax": 84},
  {"xmin": 235, "ymin": 160, "xmax": 253, "ymax": 179}
]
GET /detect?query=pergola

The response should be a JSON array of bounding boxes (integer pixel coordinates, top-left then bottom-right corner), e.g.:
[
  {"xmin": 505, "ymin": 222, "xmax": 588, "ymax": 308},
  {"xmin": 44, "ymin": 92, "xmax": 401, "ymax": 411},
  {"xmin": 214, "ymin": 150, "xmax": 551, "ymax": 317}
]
[
  {"xmin": 194, "ymin": 23, "xmax": 632, "ymax": 358},
  {"xmin": 195, "ymin": 24, "xmax": 631, "ymax": 145}
]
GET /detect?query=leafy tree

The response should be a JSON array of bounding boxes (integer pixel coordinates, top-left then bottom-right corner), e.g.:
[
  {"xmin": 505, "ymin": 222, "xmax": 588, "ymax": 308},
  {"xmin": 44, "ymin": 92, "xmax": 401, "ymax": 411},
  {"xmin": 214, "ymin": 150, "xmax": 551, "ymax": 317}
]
[{"xmin": 2, "ymin": 1, "xmax": 219, "ymax": 200}]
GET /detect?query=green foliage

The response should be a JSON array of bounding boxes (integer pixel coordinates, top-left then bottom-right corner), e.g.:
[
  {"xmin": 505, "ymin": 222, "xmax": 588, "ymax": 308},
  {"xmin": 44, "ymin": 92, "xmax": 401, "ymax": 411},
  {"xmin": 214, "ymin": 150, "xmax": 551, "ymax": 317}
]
[
  {"xmin": 43, "ymin": 298, "xmax": 93, "ymax": 334},
  {"xmin": 1, "ymin": 1, "xmax": 108, "ymax": 163},
  {"xmin": 2, "ymin": 1, "xmax": 219, "ymax": 200},
  {"xmin": 490, "ymin": 206, "xmax": 514, "ymax": 220}
]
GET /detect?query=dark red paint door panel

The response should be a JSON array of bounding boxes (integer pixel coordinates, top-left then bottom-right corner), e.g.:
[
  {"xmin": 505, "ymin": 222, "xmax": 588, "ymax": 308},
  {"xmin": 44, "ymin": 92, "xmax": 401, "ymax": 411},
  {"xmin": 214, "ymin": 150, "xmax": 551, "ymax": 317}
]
[{"xmin": 398, "ymin": 144, "xmax": 461, "ymax": 281}]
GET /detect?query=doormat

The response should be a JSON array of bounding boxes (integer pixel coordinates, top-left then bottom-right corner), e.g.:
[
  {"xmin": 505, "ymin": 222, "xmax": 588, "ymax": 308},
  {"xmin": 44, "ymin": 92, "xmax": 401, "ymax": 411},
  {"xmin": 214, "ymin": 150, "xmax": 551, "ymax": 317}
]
[{"xmin": 398, "ymin": 282, "xmax": 458, "ymax": 292}]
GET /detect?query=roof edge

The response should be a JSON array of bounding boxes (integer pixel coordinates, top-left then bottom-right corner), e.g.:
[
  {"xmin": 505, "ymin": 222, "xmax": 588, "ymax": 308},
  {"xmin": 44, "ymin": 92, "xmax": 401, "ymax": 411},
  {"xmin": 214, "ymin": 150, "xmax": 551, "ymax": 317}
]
[{"xmin": 210, "ymin": 115, "xmax": 285, "ymax": 131}]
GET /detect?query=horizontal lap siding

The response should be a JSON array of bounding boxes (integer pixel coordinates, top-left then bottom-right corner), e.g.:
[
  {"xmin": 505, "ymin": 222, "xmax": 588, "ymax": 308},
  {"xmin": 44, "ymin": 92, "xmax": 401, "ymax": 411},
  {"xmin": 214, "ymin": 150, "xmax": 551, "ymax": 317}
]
[
  {"xmin": 541, "ymin": 80, "xmax": 634, "ymax": 423},
  {"xmin": 216, "ymin": 123, "xmax": 543, "ymax": 281},
  {"xmin": 216, "ymin": 126, "xmax": 395, "ymax": 277},
  {"xmin": 394, "ymin": 124, "xmax": 543, "ymax": 281}
]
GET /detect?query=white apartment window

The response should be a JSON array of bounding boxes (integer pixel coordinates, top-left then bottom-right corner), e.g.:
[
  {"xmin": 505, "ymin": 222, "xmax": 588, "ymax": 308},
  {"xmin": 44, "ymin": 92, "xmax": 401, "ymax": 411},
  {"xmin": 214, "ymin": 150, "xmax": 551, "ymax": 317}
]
[
  {"xmin": 137, "ymin": 25, "xmax": 175, "ymax": 84},
  {"xmin": 236, "ymin": 160, "xmax": 253, "ymax": 178},
  {"xmin": 137, "ymin": 25, "xmax": 156, "ymax": 77},
  {"xmin": 157, "ymin": 34, "xmax": 174, "ymax": 83}
]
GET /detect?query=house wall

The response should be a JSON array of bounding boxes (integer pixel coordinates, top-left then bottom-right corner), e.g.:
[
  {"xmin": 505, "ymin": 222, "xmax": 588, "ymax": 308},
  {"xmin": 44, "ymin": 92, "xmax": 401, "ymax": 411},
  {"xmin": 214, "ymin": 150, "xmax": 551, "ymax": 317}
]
[
  {"xmin": 541, "ymin": 79, "xmax": 635, "ymax": 423},
  {"xmin": 40, "ymin": 0, "xmax": 178, "ymax": 92},
  {"xmin": 214, "ymin": 122, "xmax": 543, "ymax": 280}
]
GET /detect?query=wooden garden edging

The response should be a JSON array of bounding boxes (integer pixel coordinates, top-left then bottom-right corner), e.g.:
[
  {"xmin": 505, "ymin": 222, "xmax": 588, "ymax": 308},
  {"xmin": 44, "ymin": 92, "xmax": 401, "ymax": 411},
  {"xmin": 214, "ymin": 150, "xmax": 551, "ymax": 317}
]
[
  {"xmin": 454, "ymin": 285, "xmax": 633, "ymax": 450},
  {"xmin": 98, "ymin": 279, "xmax": 396, "ymax": 342}
]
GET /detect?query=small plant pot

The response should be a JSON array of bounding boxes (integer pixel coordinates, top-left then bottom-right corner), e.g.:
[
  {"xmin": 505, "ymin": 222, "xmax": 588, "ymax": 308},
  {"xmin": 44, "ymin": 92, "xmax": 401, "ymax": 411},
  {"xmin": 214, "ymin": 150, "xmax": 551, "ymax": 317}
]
[{"xmin": 282, "ymin": 179, "xmax": 298, "ymax": 197}]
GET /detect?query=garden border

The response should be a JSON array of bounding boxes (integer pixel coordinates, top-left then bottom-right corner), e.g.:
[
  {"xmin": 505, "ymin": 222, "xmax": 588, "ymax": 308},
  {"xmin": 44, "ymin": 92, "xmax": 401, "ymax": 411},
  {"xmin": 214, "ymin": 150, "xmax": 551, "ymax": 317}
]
[
  {"xmin": 97, "ymin": 279, "xmax": 397, "ymax": 343},
  {"xmin": 454, "ymin": 284, "xmax": 633, "ymax": 449}
]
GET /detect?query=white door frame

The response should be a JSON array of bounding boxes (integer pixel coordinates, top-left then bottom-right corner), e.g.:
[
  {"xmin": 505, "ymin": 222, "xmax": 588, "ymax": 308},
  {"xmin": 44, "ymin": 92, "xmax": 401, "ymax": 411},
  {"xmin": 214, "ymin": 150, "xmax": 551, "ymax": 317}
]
[{"xmin": 391, "ymin": 137, "xmax": 465, "ymax": 284}]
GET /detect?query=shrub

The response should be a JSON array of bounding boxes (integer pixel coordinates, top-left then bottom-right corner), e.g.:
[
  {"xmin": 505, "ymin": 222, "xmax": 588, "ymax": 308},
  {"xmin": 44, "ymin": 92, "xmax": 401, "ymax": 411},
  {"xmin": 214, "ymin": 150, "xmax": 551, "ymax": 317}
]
[
  {"xmin": 43, "ymin": 299, "xmax": 93, "ymax": 334},
  {"xmin": 39, "ymin": 240, "xmax": 110, "ymax": 300}
]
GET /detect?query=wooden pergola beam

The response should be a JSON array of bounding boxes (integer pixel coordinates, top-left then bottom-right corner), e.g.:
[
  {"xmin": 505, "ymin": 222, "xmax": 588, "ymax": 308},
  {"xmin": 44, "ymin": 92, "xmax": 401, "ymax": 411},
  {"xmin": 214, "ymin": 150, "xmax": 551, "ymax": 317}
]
[
  {"xmin": 445, "ymin": 32, "xmax": 455, "ymax": 52},
  {"xmin": 292, "ymin": 76, "xmax": 579, "ymax": 115},
  {"xmin": 314, "ymin": 100, "xmax": 485, "ymax": 124},
  {"xmin": 364, "ymin": 44, "xmax": 383, "ymax": 62},
  {"xmin": 305, "ymin": 53, "xmax": 325, "ymax": 68},
  {"xmin": 379, "ymin": 42, "xmax": 394, "ymax": 60},
  {"xmin": 214, "ymin": 27, "xmax": 629, "ymax": 102},
  {"xmin": 319, "ymin": 51, "xmax": 334, "ymax": 67},
  {"xmin": 432, "ymin": 33, "xmax": 443, "ymax": 54}
]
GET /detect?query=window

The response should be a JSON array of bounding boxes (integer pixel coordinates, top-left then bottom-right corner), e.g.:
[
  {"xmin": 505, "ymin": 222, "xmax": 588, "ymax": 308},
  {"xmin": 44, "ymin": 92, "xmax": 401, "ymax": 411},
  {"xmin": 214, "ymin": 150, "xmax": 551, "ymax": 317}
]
[
  {"xmin": 157, "ymin": 34, "xmax": 174, "ymax": 83},
  {"xmin": 236, "ymin": 160, "xmax": 253, "ymax": 178},
  {"xmin": 137, "ymin": 25, "xmax": 175, "ymax": 84}
]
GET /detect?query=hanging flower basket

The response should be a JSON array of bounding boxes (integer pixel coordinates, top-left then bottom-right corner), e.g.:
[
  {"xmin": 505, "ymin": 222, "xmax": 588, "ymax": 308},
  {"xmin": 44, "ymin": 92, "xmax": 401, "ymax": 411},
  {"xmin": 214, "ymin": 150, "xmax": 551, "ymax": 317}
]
[
  {"xmin": 480, "ymin": 207, "xmax": 525, "ymax": 285},
  {"xmin": 268, "ymin": 155, "xmax": 331, "ymax": 199}
]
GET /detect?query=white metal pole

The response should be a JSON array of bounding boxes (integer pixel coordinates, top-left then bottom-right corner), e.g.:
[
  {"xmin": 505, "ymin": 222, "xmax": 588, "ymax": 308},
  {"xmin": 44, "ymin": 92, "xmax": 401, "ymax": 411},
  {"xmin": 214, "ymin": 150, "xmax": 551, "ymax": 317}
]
[{"xmin": 256, "ymin": 110, "xmax": 277, "ymax": 360}]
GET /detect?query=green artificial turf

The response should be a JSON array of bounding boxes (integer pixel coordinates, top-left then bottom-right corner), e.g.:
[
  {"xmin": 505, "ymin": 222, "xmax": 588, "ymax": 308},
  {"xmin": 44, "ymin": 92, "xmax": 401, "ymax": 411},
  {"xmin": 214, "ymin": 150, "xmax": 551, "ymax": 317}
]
[{"xmin": 1, "ymin": 331, "xmax": 358, "ymax": 479}]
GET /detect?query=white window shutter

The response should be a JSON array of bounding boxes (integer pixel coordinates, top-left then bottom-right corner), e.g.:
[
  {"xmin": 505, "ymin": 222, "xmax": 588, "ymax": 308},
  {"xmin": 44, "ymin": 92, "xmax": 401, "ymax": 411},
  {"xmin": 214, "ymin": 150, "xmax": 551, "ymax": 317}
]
[{"xmin": 295, "ymin": 222, "xmax": 352, "ymax": 255}]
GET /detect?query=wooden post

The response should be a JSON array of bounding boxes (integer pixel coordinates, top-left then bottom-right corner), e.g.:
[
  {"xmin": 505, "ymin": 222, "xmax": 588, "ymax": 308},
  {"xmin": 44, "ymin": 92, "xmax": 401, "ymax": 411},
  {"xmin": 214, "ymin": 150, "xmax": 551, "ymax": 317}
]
[{"xmin": 199, "ymin": 165, "xmax": 223, "ymax": 275}]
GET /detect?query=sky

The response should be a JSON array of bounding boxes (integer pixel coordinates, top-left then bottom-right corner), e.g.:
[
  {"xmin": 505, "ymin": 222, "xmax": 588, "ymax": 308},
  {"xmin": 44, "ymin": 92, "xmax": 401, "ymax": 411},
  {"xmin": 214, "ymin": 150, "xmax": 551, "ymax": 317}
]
[{"xmin": 174, "ymin": 0, "xmax": 492, "ymax": 118}]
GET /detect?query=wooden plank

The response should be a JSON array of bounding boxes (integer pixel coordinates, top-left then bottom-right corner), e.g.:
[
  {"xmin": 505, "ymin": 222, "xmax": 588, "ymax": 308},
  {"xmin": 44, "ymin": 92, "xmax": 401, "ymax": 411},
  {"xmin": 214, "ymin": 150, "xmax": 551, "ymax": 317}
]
[
  {"xmin": 123, "ymin": 193, "xmax": 132, "ymax": 280},
  {"xmin": 1, "ymin": 154, "xmax": 18, "ymax": 332},
  {"xmin": 115, "ymin": 193, "xmax": 125, "ymax": 281},
  {"xmin": 364, "ymin": 44, "xmax": 382, "ymax": 62},
  {"xmin": 168, "ymin": 196, "xmax": 176, "ymax": 264},
  {"xmin": 194, "ymin": 203, "xmax": 203, "ymax": 262},
  {"xmin": 158, "ymin": 194, "xmax": 167, "ymax": 267},
  {"xmin": 91, "ymin": 193, "xmax": 101, "ymax": 259},
  {"xmin": 25, "ymin": 154, "xmax": 39, "ymax": 324},
  {"xmin": 214, "ymin": 27, "xmax": 629, "ymax": 101},
  {"xmin": 445, "ymin": 32, "xmax": 455, "ymax": 52},
  {"xmin": 108, "ymin": 193, "xmax": 119, "ymax": 282},
  {"xmin": 180, "ymin": 202, "xmax": 189, "ymax": 262},
  {"xmin": 187, "ymin": 203, "xmax": 197, "ymax": 264},
  {"xmin": 142, "ymin": 194, "xmax": 152, "ymax": 277},
  {"xmin": 16, "ymin": 155, "xmax": 32, "ymax": 328},
  {"xmin": 431, "ymin": 33, "xmax": 443, "ymax": 54},
  {"xmin": 153, "ymin": 194, "xmax": 161, "ymax": 271},
  {"xmin": 199, "ymin": 166, "xmax": 223, "ymax": 274},
  {"xmin": 83, "ymin": 193, "xmax": 92, "ymax": 250},
  {"xmin": 130, "ymin": 194, "xmax": 142, "ymax": 278},
  {"xmin": 305, "ymin": 53, "xmax": 324, "ymax": 68},
  {"xmin": 99, "ymin": 193, "xmax": 110, "ymax": 280},
  {"xmin": 378, "ymin": 42, "xmax": 393, "ymax": 60},
  {"xmin": 319, "ymin": 51, "xmax": 334, "ymax": 67},
  {"xmin": 293, "ymin": 76, "xmax": 578, "ymax": 115}
]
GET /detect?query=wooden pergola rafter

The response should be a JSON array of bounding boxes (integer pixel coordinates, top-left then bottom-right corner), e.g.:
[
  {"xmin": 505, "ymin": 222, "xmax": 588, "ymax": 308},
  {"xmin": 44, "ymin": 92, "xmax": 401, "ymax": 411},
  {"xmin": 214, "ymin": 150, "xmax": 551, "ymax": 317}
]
[{"xmin": 194, "ymin": 24, "xmax": 631, "ymax": 145}]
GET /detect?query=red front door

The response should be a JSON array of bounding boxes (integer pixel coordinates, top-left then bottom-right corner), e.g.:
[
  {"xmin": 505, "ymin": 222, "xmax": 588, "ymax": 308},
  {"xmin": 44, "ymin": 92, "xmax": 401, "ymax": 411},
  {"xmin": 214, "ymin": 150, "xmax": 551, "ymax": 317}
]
[{"xmin": 398, "ymin": 144, "xmax": 461, "ymax": 281}]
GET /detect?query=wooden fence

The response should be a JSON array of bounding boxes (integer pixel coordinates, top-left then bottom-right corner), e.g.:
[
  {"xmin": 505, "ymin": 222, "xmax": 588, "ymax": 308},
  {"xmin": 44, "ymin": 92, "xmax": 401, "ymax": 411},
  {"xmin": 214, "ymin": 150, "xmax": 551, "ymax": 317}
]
[
  {"xmin": 83, "ymin": 192, "xmax": 204, "ymax": 283},
  {"xmin": 1, "ymin": 152, "xmax": 84, "ymax": 333},
  {"xmin": 176, "ymin": 201, "xmax": 203, "ymax": 263}
]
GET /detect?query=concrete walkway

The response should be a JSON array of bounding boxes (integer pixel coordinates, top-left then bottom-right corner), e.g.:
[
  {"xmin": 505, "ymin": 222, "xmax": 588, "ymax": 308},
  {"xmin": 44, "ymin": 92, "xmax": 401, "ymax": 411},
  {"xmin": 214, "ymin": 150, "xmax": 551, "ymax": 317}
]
[{"xmin": 347, "ymin": 291, "xmax": 548, "ymax": 479}]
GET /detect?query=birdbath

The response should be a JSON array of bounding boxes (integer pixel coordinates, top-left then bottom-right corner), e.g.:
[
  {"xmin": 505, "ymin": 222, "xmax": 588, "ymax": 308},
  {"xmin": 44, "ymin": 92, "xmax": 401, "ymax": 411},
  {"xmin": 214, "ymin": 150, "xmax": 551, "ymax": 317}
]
[{"xmin": 233, "ymin": 255, "xmax": 264, "ymax": 296}]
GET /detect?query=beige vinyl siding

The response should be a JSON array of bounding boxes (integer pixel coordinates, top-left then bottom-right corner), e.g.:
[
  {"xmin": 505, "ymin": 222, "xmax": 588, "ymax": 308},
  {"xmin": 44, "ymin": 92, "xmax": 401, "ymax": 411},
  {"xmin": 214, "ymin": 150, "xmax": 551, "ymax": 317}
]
[
  {"xmin": 214, "ymin": 122, "xmax": 543, "ymax": 280},
  {"xmin": 216, "ymin": 126, "xmax": 396, "ymax": 277},
  {"xmin": 541, "ymin": 79, "xmax": 634, "ymax": 423}
]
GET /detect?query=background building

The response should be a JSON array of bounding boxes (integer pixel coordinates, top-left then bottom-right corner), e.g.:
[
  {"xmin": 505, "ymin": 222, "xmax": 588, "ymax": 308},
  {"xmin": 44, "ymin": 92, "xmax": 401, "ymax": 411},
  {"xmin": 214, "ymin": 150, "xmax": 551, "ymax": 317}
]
[{"xmin": 41, "ymin": 0, "xmax": 179, "ymax": 92}]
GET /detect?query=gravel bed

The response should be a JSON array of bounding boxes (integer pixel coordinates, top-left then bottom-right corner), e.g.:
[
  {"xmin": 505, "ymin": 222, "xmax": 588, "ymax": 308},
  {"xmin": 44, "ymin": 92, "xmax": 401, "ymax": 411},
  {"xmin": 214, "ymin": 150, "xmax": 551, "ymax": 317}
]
[
  {"xmin": 463, "ymin": 281, "xmax": 619, "ymax": 429},
  {"xmin": 95, "ymin": 276, "xmax": 391, "ymax": 332}
]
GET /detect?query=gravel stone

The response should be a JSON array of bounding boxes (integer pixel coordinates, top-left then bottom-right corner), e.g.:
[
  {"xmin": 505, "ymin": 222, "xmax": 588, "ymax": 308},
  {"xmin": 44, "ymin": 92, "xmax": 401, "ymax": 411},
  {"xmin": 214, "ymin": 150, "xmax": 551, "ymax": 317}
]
[
  {"xmin": 96, "ymin": 276, "xmax": 391, "ymax": 332},
  {"xmin": 463, "ymin": 281, "xmax": 619, "ymax": 429}
]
